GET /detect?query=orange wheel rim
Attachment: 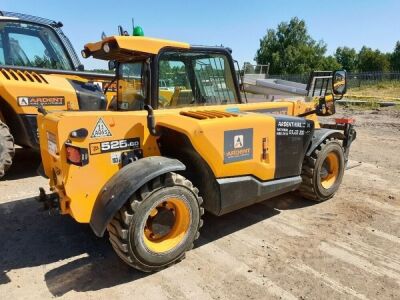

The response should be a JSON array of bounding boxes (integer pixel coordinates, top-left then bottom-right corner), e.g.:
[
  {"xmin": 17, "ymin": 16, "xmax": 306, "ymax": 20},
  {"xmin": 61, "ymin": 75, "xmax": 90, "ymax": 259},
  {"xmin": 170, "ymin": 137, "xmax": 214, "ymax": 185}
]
[
  {"xmin": 320, "ymin": 152, "xmax": 339, "ymax": 189},
  {"xmin": 143, "ymin": 197, "xmax": 191, "ymax": 253}
]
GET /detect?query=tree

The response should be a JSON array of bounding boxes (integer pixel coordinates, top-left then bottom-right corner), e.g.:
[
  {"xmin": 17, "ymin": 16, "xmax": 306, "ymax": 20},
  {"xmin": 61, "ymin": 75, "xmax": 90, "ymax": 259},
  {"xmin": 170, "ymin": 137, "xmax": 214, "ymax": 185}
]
[
  {"xmin": 255, "ymin": 17, "xmax": 327, "ymax": 75},
  {"xmin": 390, "ymin": 41, "xmax": 400, "ymax": 71},
  {"xmin": 335, "ymin": 47, "xmax": 357, "ymax": 72},
  {"xmin": 357, "ymin": 46, "xmax": 390, "ymax": 72},
  {"xmin": 320, "ymin": 56, "xmax": 341, "ymax": 71}
]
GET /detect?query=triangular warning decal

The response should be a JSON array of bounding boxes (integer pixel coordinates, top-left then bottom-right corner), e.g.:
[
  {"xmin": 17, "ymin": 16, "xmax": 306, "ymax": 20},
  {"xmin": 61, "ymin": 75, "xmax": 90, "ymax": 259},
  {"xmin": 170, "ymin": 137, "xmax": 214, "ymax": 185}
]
[{"xmin": 91, "ymin": 118, "xmax": 112, "ymax": 138}]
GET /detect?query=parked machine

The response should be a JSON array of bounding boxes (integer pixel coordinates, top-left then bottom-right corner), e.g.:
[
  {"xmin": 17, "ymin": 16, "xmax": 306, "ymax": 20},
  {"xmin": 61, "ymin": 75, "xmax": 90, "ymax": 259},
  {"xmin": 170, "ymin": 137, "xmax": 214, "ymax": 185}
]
[
  {"xmin": 37, "ymin": 32, "xmax": 356, "ymax": 272},
  {"xmin": 0, "ymin": 11, "xmax": 113, "ymax": 178}
]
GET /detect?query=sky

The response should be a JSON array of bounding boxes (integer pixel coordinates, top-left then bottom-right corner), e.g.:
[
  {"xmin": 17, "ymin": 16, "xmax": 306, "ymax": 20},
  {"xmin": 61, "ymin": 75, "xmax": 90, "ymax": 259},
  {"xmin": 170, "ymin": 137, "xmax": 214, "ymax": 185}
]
[{"xmin": 2, "ymin": 0, "xmax": 400, "ymax": 70}]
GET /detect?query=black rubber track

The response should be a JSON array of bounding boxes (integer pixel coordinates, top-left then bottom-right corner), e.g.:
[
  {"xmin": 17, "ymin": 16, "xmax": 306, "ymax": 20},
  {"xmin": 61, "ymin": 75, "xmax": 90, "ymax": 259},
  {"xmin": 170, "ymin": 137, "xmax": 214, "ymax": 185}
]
[
  {"xmin": 299, "ymin": 137, "xmax": 345, "ymax": 202},
  {"xmin": 0, "ymin": 121, "xmax": 15, "ymax": 179},
  {"xmin": 106, "ymin": 172, "xmax": 204, "ymax": 272}
]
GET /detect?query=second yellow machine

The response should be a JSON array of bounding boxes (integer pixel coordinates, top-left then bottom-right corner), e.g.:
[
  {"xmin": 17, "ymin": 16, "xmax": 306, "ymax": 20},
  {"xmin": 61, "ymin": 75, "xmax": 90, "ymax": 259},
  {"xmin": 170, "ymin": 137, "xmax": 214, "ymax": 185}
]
[{"xmin": 38, "ymin": 31, "xmax": 356, "ymax": 272}]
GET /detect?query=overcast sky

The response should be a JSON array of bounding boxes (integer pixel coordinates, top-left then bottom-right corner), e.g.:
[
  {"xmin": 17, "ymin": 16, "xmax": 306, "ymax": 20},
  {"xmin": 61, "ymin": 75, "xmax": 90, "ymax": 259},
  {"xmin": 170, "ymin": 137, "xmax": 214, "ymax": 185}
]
[{"xmin": 3, "ymin": 0, "xmax": 400, "ymax": 70}]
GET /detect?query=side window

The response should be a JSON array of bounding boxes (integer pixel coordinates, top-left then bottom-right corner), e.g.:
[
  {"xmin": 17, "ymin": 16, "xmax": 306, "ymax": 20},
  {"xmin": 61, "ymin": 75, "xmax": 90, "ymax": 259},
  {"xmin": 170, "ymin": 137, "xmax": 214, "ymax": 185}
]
[
  {"xmin": 0, "ymin": 35, "xmax": 4, "ymax": 65},
  {"xmin": 194, "ymin": 56, "xmax": 236, "ymax": 104},
  {"xmin": 158, "ymin": 51, "xmax": 239, "ymax": 109},
  {"xmin": 9, "ymin": 33, "xmax": 48, "ymax": 67},
  {"xmin": 0, "ymin": 21, "xmax": 73, "ymax": 70},
  {"xmin": 158, "ymin": 60, "xmax": 193, "ymax": 108}
]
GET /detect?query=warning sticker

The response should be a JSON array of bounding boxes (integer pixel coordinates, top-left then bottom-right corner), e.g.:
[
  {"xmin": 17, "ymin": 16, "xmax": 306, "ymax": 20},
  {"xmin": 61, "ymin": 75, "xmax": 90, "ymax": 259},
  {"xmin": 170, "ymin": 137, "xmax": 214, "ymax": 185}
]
[
  {"xmin": 17, "ymin": 96, "xmax": 65, "ymax": 106},
  {"xmin": 91, "ymin": 118, "xmax": 112, "ymax": 138},
  {"xmin": 110, "ymin": 152, "xmax": 121, "ymax": 164},
  {"xmin": 224, "ymin": 128, "xmax": 253, "ymax": 164}
]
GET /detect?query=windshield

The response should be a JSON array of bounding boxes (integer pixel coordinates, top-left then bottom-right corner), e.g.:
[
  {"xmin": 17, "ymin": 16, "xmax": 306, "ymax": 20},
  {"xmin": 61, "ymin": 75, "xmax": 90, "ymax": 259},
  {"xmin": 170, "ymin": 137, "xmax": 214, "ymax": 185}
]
[
  {"xmin": 0, "ymin": 21, "xmax": 73, "ymax": 70},
  {"xmin": 158, "ymin": 50, "xmax": 238, "ymax": 108}
]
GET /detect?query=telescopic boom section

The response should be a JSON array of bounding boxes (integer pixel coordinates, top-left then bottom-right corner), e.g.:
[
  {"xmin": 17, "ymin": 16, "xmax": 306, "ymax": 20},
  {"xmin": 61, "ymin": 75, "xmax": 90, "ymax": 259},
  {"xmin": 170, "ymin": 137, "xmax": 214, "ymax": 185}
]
[{"xmin": 82, "ymin": 36, "xmax": 190, "ymax": 61}]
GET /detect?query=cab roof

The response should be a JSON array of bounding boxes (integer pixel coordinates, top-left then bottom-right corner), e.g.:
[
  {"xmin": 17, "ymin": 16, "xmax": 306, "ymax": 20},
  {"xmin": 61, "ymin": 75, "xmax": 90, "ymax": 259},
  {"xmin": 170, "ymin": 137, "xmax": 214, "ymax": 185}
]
[{"xmin": 83, "ymin": 36, "xmax": 190, "ymax": 61}]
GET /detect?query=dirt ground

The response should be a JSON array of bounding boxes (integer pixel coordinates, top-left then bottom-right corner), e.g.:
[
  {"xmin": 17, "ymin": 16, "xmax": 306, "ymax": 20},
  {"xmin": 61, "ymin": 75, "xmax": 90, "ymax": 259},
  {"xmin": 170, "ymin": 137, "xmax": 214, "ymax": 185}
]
[{"xmin": 0, "ymin": 107, "xmax": 399, "ymax": 300}]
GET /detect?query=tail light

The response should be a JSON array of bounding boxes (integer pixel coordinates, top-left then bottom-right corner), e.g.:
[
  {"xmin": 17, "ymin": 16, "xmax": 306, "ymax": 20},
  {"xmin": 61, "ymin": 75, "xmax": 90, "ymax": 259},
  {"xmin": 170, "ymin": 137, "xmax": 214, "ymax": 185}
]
[{"xmin": 65, "ymin": 143, "xmax": 89, "ymax": 166}]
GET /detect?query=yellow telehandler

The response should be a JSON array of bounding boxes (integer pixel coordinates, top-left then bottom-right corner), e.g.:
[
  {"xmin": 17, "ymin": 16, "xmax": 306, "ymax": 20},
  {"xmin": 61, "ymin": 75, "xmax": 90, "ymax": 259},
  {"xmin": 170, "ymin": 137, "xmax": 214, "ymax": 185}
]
[{"xmin": 37, "ymin": 30, "xmax": 356, "ymax": 272}]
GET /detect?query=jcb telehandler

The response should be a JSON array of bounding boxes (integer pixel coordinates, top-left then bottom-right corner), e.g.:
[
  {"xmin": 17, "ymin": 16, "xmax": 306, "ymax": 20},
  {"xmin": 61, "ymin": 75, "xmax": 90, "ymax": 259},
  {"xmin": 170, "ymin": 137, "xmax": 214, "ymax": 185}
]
[
  {"xmin": 0, "ymin": 11, "xmax": 113, "ymax": 178},
  {"xmin": 38, "ymin": 32, "xmax": 356, "ymax": 272}
]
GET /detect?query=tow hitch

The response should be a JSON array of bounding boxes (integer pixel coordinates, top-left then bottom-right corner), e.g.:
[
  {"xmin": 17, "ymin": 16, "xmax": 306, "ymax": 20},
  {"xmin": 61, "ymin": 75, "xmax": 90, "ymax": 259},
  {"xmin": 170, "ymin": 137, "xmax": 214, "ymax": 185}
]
[{"xmin": 36, "ymin": 187, "xmax": 60, "ymax": 215}]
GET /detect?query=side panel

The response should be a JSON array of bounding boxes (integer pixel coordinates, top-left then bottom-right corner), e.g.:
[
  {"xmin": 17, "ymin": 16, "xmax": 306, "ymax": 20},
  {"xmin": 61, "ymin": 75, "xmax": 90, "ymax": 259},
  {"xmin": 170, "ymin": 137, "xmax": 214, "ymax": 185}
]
[
  {"xmin": 274, "ymin": 116, "xmax": 314, "ymax": 178},
  {"xmin": 217, "ymin": 176, "xmax": 302, "ymax": 215}
]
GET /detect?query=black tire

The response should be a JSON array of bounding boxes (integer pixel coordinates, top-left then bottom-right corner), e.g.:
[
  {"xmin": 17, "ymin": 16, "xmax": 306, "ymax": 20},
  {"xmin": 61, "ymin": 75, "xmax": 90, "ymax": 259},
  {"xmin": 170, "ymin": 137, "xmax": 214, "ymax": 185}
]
[
  {"xmin": 0, "ymin": 121, "xmax": 15, "ymax": 179},
  {"xmin": 107, "ymin": 172, "xmax": 204, "ymax": 272},
  {"xmin": 299, "ymin": 138, "xmax": 345, "ymax": 201}
]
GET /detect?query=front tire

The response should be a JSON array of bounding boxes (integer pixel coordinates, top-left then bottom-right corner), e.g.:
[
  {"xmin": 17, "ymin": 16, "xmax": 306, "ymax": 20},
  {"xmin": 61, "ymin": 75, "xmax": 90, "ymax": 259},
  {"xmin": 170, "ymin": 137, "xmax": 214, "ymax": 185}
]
[
  {"xmin": 107, "ymin": 172, "xmax": 204, "ymax": 272},
  {"xmin": 0, "ymin": 121, "xmax": 15, "ymax": 179},
  {"xmin": 299, "ymin": 138, "xmax": 345, "ymax": 201}
]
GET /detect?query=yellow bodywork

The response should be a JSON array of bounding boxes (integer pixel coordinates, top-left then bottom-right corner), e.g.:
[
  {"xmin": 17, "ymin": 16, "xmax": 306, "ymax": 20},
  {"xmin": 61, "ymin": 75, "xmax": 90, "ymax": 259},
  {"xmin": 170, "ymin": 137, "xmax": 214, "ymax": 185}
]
[{"xmin": 39, "ymin": 100, "xmax": 318, "ymax": 223}]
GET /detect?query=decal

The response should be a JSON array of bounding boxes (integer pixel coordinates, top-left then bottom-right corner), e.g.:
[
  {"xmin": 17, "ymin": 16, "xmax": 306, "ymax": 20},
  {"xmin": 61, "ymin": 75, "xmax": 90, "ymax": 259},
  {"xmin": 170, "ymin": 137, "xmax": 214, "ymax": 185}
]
[
  {"xmin": 90, "ymin": 137, "xmax": 140, "ymax": 155},
  {"xmin": 17, "ymin": 96, "xmax": 65, "ymax": 106},
  {"xmin": 110, "ymin": 152, "xmax": 122, "ymax": 164},
  {"xmin": 224, "ymin": 129, "xmax": 253, "ymax": 164},
  {"xmin": 91, "ymin": 118, "xmax": 112, "ymax": 138},
  {"xmin": 47, "ymin": 132, "xmax": 57, "ymax": 156},
  {"xmin": 276, "ymin": 119, "xmax": 307, "ymax": 137},
  {"xmin": 249, "ymin": 107, "xmax": 288, "ymax": 115}
]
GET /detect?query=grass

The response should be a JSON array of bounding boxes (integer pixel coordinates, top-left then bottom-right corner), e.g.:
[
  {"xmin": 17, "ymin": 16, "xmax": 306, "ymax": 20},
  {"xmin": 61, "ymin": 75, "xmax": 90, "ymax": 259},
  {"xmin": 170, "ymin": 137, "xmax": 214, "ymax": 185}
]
[{"xmin": 347, "ymin": 81, "xmax": 400, "ymax": 100}]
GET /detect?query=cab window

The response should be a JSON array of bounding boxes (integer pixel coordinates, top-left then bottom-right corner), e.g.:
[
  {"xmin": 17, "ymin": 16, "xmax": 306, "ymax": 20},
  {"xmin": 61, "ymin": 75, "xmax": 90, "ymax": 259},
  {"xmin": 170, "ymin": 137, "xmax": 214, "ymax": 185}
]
[
  {"xmin": 158, "ymin": 51, "xmax": 238, "ymax": 108},
  {"xmin": 0, "ymin": 21, "xmax": 73, "ymax": 70},
  {"xmin": 118, "ymin": 61, "xmax": 148, "ymax": 111}
]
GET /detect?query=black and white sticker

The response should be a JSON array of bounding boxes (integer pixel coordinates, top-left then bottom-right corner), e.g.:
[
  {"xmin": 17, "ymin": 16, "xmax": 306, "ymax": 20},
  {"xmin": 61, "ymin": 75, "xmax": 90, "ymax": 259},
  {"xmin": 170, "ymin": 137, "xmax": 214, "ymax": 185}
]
[
  {"xmin": 276, "ymin": 120, "xmax": 307, "ymax": 136},
  {"xmin": 91, "ymin": 118, "xmax": 112, "ymax": 138},
  {"xmin": 110, "ymin": 152, "xmax": 122, "ymax": 164}
]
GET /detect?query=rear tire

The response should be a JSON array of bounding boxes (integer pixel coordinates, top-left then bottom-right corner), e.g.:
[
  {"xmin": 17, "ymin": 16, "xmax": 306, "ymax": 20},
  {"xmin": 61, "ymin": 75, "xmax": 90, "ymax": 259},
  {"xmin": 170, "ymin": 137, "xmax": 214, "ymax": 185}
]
[
  {"xmin": 0, "ymin": 121, "xmax": 15, "ymax": 179},
  {"xmin": 299, "ymin": 138, "xmax": 345, "ymax": 201},
  {"xmin": 107, "ymin": 172, "xmax": 204, "ymax": 272}
]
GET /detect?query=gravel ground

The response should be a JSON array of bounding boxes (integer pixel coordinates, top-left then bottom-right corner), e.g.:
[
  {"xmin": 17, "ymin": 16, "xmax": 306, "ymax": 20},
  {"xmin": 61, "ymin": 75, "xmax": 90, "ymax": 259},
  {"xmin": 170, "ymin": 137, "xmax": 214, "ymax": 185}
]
[{"xmin": 0, "ymin": 107, "xmax": 399, "ymax": 300}]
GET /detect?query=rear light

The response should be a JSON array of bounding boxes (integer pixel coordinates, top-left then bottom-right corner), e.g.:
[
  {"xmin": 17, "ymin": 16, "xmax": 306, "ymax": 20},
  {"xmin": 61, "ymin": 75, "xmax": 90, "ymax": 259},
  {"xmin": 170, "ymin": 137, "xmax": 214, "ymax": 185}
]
[{"xmin": 65, "ymin": 143, "xmax": 89, "ymax": 166}]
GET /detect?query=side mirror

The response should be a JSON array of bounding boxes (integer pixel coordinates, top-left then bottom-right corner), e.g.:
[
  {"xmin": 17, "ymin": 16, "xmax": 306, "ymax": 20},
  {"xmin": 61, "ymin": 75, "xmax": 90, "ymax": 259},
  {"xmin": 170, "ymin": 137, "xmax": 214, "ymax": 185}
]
[
  {"xmin": 77, "ymin": 64, "xmax": 85, "ymax": 71},
  {"xmin": 108, "ymin": 60, "xmax": 116, "ymax": 70},
  {"xmin": 332, "ymin": 70, "xmax": 347, "ymax": 96}
]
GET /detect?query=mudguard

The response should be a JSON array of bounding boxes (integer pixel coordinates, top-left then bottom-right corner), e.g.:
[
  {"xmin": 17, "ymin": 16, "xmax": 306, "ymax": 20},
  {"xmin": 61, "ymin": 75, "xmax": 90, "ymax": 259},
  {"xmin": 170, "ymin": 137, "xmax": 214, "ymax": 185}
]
[
  {"xmin": 90, "ymin": 156, "xmax": 186, "ymax": 237},
  {"xmin": 306, "ymin": 128, "xmax": 344, "ymax": 156}
]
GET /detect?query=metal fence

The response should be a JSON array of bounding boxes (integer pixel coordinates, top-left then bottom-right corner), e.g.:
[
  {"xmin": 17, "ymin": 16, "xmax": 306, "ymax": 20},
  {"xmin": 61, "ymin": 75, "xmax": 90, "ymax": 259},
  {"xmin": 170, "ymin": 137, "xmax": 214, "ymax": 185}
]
[{"xmin": 269, "ymin": 72, "xmax": 400, "ymax": 88}]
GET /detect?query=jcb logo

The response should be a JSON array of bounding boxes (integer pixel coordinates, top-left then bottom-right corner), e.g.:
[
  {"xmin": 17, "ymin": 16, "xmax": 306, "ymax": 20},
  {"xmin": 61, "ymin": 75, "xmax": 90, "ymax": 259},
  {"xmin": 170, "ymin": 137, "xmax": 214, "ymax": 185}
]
[{"xmin": 90, "ymin": 143, "xmax": 101, "ymax": 154}]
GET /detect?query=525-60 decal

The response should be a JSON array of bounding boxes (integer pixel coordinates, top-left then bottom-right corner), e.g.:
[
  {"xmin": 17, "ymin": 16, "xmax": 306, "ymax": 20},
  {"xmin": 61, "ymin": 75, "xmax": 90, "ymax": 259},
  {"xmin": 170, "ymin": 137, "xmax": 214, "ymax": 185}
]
[{"xmin": 90, "ymin": 138, "xmax": 140, "ymax": 155}]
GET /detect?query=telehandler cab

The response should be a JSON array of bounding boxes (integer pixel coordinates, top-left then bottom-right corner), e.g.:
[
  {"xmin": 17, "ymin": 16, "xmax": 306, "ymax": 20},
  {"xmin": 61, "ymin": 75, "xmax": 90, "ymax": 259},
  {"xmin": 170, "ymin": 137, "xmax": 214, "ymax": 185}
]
[{"xmin": 38, "ymin": 31, "xmax": 356, "ymax": 272}]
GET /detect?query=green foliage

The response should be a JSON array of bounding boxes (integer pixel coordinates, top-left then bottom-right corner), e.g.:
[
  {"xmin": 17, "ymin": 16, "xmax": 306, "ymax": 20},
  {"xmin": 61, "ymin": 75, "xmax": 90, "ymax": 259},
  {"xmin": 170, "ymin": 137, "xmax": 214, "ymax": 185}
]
[
  {"xmin": 335, "ymin": 47, "xmax": 357, "ymax": 72},
  {"xmin": 357, "ymin": 46, "xmax": 390, "ymax": 72},
  {"xmin": 255, "ymin": 17, "xmax": 327, "ymax": 75},
  {"xmin": 320, "ymin": 55, "xmax": 341, "ymax": 71},
  {"xmin": 255, "ymin": 18, "xmax": 400, "ymax": 74},
  {"xmin": 390, "ymin": 41, "xmax": 400, "ymax": 71}
]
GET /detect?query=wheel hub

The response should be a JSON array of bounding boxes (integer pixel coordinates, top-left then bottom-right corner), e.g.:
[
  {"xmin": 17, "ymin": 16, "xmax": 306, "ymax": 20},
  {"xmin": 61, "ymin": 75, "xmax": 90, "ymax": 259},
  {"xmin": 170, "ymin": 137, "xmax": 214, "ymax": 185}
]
[
  {"xmin": 143, "ymin": 198, "xmax": 191, "ymax": 253},
  {"xmin": 320, "ymin": 152, "xmax": 339, "ymax": 189},
  {"xmin": 146, "ymin": 206, "xmax": 175, "ymax": 239}
]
